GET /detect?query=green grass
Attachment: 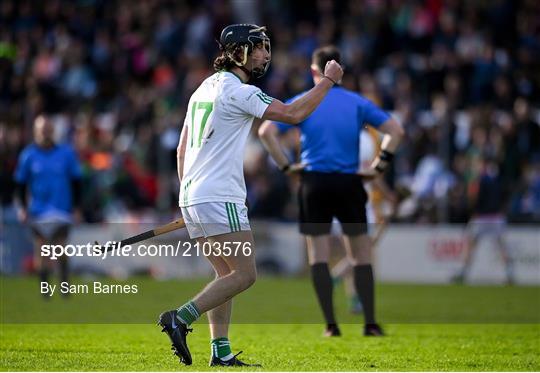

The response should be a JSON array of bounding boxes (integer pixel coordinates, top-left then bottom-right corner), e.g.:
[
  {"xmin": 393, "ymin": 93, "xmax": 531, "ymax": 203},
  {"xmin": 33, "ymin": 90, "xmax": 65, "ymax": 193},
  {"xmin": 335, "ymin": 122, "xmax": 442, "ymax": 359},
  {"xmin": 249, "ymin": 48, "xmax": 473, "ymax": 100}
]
[
  {"xmin": 1, "ymin": 277, "xmax": 539, "ymax": 371},
  {"xmin": 2, "ymin": 277, "xmax": 539, "ymax": 323},
  {"xmin": 1, "ymin": 324, "xmax": 538, "ymax": 371}
]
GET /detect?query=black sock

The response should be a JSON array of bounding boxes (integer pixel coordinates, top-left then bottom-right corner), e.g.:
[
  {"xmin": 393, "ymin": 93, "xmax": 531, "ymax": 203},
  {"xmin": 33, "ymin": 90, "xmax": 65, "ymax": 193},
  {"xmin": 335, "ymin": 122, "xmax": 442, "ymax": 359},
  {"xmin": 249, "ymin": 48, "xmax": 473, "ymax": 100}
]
[
  {"xmin": 60, "ymin": 259, "xmax": 69, "ymax": 284},
  {"xmin": 353, "ymin": 264, "xmax": 375, "ymax": 325},
  {"xmin": 39, "ymin": 268, "xmax": 49, "ymax": 283},
  {"xmin": 310, "ymin": 263, "xmax": 337, "ymax": 327},
  {"xmin": 39, "ymin": 268, "xmax": 49, "ymax": 297},
  {"xmin": 59, "ymin": 259, "xmax": 69, "ymax": 297}
]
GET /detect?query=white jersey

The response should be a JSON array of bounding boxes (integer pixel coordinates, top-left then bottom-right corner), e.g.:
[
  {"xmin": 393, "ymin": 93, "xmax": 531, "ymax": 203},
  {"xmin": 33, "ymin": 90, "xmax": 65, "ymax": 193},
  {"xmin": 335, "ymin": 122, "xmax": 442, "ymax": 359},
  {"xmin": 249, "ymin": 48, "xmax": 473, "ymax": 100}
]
[
  {"xmin": 359, "ymin": 129, "xmax": 377, "ymax": 173},
  {"xmin": 179, "ymin": 71, "xmax": 273, "ymax": 207}
]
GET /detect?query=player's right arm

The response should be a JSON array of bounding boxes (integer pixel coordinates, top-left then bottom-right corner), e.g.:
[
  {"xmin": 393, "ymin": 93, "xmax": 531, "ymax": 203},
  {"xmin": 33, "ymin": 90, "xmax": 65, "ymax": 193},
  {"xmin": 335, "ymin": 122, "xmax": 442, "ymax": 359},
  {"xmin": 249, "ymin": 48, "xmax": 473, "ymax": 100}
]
[
  {"xmin": 258, "ymin": 121, "xmax": 302, "ymax": 172},
  {"xmin": 262, "ymin": 60, "xmax": 343, "ymax": 124},
  {"xmin": 176, "ymin": 118, "xmax": 189, "ymax": 183}
]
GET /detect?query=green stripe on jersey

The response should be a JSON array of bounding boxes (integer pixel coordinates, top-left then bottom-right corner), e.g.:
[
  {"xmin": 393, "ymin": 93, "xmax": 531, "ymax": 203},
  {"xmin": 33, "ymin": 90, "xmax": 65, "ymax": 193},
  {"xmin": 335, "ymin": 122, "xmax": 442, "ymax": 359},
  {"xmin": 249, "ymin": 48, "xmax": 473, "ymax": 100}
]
[
  {"xmin": 257, "ymin": 95, "xmax": 272, "ymax": 104},
  {"xmin": 183, "ymin": 180, "xmax": 191, "ymax": 205},
  {"xmin": 190, "ymin": 102, "xmax": 196, "ymax": 147},
  {"xmin": 258, "ymin": 91, "xmax": 272, "ymax": 100},
  {"xmin": 256, "ymin": 92, "xmax": 273, "ymax": 104}
]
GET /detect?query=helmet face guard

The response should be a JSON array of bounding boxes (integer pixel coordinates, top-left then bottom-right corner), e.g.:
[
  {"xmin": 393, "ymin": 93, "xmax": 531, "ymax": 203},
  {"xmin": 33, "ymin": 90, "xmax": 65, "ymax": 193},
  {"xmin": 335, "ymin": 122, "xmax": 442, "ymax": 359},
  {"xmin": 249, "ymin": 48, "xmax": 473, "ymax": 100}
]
[
  {"xmin": 220, "ymin": 24, "xmax": 271, "ymax": 79},
  {"xmin": 248, "ymin": 32, "xmax": 271, "ymax": 79}
]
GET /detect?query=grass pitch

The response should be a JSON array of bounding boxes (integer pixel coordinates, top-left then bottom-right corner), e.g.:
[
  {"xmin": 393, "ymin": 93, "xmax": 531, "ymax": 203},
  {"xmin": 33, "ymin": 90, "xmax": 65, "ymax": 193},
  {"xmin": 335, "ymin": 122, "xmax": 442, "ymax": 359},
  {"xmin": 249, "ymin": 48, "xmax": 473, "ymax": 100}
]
[{"xmin": 1, "ymin": 277, "xmax": 539, "ymax": 371}]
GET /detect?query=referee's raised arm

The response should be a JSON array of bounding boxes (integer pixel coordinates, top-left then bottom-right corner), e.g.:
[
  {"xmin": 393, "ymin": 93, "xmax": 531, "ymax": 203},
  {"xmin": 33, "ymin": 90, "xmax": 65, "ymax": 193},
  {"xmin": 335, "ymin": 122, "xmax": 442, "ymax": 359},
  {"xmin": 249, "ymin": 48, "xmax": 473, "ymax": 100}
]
[{"xmin": 261, "ymin": 60, "xmax": 343, "ymax": 125}]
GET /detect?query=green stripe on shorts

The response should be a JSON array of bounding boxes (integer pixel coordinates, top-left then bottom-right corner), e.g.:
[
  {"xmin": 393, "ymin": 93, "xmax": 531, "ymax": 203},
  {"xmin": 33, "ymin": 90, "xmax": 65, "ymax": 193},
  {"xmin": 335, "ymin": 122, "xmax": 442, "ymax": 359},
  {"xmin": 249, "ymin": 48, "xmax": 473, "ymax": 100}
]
[
  {"xmin": 225, "ymin": 203, "xmax": 234, "ymax": 232},
  {"xmin": 231, "ymin": 203, "xmax": 241, "ymax": 231},
  {"xmin": 226, "ymin": 203, "xmax": 240, "ymax": 232}
]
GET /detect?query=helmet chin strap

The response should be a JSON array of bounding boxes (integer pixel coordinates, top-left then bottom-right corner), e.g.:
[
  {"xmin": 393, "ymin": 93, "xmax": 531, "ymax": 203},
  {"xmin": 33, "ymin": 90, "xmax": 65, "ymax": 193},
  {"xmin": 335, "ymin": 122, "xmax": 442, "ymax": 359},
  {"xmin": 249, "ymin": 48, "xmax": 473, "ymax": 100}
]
[
  {"xmin": 237, "ymin": 54, "xmax": 260, "ymax": 81},
  {"xmin": 229, "ymin": 44, "xmax": 268, "ymax": 80},
  {"xmin": 228, "ymin": 44, "xmax": 253, "ymax": 81},
  {"xmin": 238, "ymin": 64, "xmax": 252, "ymax": 79},
  {"xmin": 246, "ymin": 55, "xmax": 268, "ymax": 79}
]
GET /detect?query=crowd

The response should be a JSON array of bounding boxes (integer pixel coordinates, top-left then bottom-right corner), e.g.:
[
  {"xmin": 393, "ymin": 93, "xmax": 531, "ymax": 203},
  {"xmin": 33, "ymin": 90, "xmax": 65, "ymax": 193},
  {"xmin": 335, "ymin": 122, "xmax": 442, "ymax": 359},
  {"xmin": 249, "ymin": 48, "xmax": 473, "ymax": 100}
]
[{"xmin": 1, "ymin": 0, "xmax": 539, "ymax": 224}]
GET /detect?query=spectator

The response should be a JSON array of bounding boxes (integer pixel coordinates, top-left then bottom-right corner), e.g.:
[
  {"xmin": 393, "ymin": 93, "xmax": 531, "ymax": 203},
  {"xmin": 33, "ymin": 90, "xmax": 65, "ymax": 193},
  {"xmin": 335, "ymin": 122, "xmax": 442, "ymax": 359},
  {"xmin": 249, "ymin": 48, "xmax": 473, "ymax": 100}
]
[{"xmin": 0, "ymin": 0, "xmax": 538, "ymax": 224}]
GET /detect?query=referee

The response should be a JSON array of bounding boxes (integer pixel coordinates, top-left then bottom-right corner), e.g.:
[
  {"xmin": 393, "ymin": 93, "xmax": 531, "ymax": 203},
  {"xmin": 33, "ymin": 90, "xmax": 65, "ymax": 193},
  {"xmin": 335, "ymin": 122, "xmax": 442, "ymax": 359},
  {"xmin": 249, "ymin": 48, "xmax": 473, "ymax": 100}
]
[
  {"xmin": 259, "ymin": 46, "xmax": 403, "ymax": 336},
  {"xmin": 14, "ymin": 114, "xmax": 83, "ymax": 297}
]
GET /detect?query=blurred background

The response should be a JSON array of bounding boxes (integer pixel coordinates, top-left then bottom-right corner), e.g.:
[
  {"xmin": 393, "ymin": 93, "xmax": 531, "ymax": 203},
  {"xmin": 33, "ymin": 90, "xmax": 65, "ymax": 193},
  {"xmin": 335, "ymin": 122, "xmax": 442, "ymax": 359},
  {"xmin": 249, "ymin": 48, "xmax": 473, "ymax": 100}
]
[{"xmin": 1, "ymin": 0, "xmax": 539, "ymax": 284}]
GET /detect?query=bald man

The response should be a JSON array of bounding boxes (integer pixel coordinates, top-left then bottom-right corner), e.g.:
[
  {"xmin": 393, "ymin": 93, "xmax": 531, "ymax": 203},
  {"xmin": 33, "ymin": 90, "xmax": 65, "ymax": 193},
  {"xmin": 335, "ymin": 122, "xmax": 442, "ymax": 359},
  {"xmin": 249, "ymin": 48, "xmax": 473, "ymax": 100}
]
[{"xmin": 14, "ymin": 115, "xmax": 82, "ymax": 297}]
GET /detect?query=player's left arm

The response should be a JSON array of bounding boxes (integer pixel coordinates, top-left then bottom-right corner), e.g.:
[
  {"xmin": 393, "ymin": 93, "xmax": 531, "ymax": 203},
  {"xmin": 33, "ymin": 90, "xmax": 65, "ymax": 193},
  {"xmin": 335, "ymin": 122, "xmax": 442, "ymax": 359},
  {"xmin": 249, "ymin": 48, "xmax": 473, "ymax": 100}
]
[{"xmin": 261, "ymin": 60, "xmax": 343, "ymax": 124}]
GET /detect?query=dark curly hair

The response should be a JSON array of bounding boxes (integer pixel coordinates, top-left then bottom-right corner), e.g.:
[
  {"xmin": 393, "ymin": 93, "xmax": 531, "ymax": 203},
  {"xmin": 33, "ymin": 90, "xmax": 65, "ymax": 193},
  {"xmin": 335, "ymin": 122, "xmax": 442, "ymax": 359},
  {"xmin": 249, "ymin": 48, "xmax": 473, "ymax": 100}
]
[
  {"xmin": 213, "ymin": 44, "xmax": 244, "ymax": 72},
  {"xmin": 213, "ymin": 53, "xmax": 236, "ymax": 71}
]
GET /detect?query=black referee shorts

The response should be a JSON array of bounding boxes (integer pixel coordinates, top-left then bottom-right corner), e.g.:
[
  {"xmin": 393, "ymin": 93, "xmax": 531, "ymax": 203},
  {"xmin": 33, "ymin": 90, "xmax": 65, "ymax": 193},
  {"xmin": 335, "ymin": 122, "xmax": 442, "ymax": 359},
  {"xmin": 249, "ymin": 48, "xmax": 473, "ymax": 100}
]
[{"xmin": 298, "ymin": 171, "xmax": 368, "ymax": 236}]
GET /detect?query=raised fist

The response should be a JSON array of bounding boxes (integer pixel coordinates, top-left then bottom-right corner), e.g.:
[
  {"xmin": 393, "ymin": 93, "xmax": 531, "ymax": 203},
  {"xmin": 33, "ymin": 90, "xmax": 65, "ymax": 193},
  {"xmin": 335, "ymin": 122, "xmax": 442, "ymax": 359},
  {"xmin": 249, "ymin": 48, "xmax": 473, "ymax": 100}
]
[{"xmin": 323, "ymin": 60, "xmax": 344, "ymax": 84}]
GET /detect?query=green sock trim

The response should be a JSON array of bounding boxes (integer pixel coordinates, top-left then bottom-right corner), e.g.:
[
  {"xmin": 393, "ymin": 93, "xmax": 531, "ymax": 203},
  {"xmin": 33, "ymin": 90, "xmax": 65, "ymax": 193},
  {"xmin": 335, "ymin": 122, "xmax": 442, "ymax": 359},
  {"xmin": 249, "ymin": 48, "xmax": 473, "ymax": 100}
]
[
  {"xmin": 211, "ymin": 337, "xmax": 232, "ymax": 359},
  {"xmin": 176, "ymin": 301, "xmax": 200, "ymax": 326}
]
